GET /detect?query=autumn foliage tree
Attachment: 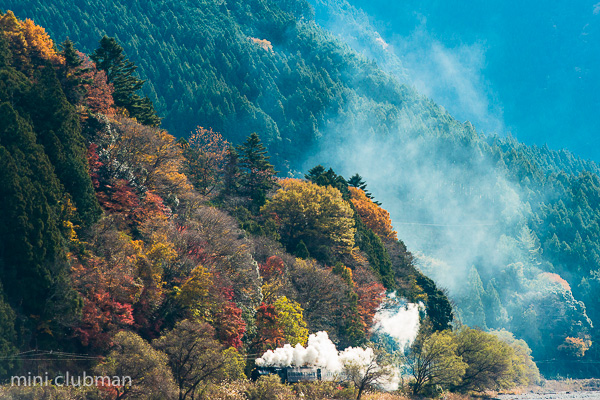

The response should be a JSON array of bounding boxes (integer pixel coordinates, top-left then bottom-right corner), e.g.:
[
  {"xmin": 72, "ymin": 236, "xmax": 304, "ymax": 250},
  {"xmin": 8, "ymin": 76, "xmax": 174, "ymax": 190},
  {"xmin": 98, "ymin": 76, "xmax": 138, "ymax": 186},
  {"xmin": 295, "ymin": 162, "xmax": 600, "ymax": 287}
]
[
  {"xmin": 348, "ymin": 173, "xmax": 380, "ymax": 204},
  {"xmin": 262, "ymin": 179, "xmax": 356, "ymax": 261},
  {"xmin": 70, "ymin": 223, "xmax": 143, "ymax": 349},
  {"xmin": 89, "ymin": 116, "xmax": 191, "ymax": 206},
  {"xmin": 259, "ymin": 256, "xmax": 286, "ymax": 304},
  {"xmin": 0, "ymin": 11, "xmax": 62, "ymax": 74},
  {"xmin": 349, "ymin": 187, "xmax": 397, "ymax": 241},
  {"xmin": 272, "ymin": 296, "xmax": 309, "ymax": 347},
  {"xmin": 76, "ymin": 51, "xmax": 115, "ymax": 114},
  {"xmin": 182, "ymin": 126, "xmax": 229, "ymax": 196},
  {"xmin": 288, "ymin": 259, "xmax": 352, "ymax": 344},
  {"xmin": 177, "ymin": 205, "xmax": 262, "ymax": 309},
  {"xmin": 174, "ymin": 265, "xmax": 246, "ymax": 349},
  {"xmin": 254, "ymin": 302, "xmax": 285, "ymax": 354},
  {"xmin": 153, "ymin": 320, "xmax": 238, "ymax": 400},
  {"xmin": 356, "ymin": 281, "xmax": 386, "ymax": 330},
  {"xmin": 94, "ymin": 331, "xmax": 177, "ymax": 400}
]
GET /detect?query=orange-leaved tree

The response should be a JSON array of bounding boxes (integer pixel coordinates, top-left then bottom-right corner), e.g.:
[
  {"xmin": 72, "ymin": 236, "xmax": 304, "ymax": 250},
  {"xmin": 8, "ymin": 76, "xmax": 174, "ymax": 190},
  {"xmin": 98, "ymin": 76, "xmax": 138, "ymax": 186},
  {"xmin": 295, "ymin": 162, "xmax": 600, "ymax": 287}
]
[
  {"xmin": 349, "ymin": 187, "xmax": 397, "ymax": 241},
  {"xmin": 0, "ymin": 11, "xmax": 63, "ymax": 73},
  {"xmin": 70, "ymin": 224, "xmax": 144, "ymax": 350},
  {"xmin": 92, "ymin": 116, "xmax": 191, "ymax": 202},
  {"xmin": 259, "ymin": 255, "xmax": 287, "ymax": 304},
  {"xmin": 20, "ymin": 18, "xmax": 62, "ymax": 64}
]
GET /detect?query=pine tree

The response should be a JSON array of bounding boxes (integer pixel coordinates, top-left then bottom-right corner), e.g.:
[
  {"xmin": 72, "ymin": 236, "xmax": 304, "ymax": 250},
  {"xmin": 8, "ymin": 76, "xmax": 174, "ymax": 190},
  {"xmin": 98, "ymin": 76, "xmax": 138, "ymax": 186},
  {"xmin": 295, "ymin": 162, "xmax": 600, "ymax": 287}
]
[
  {"xmin": 348, "ymin": 173, "xmax": 380, "ymax": 205},
  {"xmin": 293, "ymin": 240, "xmax": 310, "ymax": 259},
  {"xmin": 59, "ymin": 39, "xmax": 90, "ymax": 105},
  {"xmin": 482, "ymin": 281, "xmax": 509, "ymax": 329},
  {"xmin": 0, "ymin": 102, "xmax": 70, "ymax": 322},
  {"xmin": 415, "ymin": 274, "xmax": 454, "ymax": 331},
  {"xmin": 61, "ymin": 38, "xmax": 81, "ymax": 69},
  {"xmin": 305, "ymin": 165, "xmax": 349, "ymax": 198},
  {"xmin": 0, "ymin": 29, "xmax": 12, "ymax": 68},
  {"xmin": 27, "ymin": 64, "xmax": 102, "ymax": 226},
  {"xmin": 91, "ymin": 36, "xmax": 160, "ymax": 126},
  {"xmin": 348, "ymin": 173, "xmax": 367, "ymax": 191},
  {"xmin": 237, "ymin": 132, "xmax": 276, "ymax": 210},
  {"xmin": 460, "ymin": 266, "xmax": 487, "ymax": 330}
]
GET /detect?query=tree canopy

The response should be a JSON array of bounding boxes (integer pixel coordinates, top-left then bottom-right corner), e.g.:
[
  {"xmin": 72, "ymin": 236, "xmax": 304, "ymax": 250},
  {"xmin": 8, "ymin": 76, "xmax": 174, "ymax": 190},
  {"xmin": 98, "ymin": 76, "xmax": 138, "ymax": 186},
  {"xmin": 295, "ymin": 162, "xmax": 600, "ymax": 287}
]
[{"xmin": 261, "ymin": 179, "xmax": 355, "ymax": 261}]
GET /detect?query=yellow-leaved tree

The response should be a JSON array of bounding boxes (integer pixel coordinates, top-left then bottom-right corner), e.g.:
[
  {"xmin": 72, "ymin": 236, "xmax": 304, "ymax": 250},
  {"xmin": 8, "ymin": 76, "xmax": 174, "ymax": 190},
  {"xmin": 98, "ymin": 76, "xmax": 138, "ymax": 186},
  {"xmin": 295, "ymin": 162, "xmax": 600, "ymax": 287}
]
[
  {"xmin": 261, "ymin": 179, "xmax": 356, "ymax": 261},
  {"xmin": 100, "ymin": 117, "xmax": 192, "ymax": 200},
  {"xmin": 273, "ymin": 296, "xmax": 309, "ymax": 346}
]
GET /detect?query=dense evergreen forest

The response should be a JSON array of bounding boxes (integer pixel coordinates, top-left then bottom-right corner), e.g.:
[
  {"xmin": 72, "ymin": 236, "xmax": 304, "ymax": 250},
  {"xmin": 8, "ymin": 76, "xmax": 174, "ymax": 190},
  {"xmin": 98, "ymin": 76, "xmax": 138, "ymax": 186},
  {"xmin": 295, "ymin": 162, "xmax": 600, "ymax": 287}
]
[
  {"xmin": 2, "ymin": 0, "xmax": 600, "ymax": 392},
  {"xmin": 0, "ymin": 0, "xmax": 462, "ymax": 172}
]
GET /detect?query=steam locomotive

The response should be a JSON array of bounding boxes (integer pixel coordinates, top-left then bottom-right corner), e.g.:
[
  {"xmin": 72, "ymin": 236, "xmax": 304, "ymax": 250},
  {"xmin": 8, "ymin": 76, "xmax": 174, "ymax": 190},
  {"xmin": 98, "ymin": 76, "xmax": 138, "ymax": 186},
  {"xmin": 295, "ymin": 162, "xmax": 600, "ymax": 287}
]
[{"xmin": 252, "ymin": 366, "xmax": 338, "ymax": 383}]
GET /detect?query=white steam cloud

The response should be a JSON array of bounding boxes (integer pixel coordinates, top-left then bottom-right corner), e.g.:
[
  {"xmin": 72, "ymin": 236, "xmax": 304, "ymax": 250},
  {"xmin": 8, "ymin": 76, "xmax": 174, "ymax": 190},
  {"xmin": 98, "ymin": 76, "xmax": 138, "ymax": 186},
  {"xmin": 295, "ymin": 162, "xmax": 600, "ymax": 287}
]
[
  {"xmin": 372, "ymin": 297, "xmax": 423, "ymax": 350},
  {"xmin": 256, "ymin": 294, "xmax": 423, "ymax": 371},
  {"xmin": 256, "ymin": 331, "xmax": 343, "ymax": 371},
  {"xmin": 256, "ymin": 296, "xmax": 423, "ymax": 371}
]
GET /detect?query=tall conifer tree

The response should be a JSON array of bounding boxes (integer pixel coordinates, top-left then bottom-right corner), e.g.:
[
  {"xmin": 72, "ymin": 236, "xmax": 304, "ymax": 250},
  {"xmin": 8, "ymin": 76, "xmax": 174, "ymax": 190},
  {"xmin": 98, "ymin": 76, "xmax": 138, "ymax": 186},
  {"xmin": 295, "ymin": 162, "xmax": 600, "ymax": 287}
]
[
  {"xmin": 91, "ymin": 36, "xmax": 160, "ymax": 126},
  {"xmin": 237, "ymin": 133, "xmax": 276, "ymax": 210}
]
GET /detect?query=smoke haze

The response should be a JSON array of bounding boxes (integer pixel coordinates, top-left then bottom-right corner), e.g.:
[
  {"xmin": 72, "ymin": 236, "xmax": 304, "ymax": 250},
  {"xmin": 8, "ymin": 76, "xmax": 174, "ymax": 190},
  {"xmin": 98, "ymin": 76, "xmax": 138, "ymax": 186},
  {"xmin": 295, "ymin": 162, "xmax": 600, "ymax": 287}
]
[
  {"xmin": 301, "ymin": 1, "xmax": 594, "ymax": 359},
  {"xmin": 372, "ymin": 295, "xmax": 423, "ymax": 350}
]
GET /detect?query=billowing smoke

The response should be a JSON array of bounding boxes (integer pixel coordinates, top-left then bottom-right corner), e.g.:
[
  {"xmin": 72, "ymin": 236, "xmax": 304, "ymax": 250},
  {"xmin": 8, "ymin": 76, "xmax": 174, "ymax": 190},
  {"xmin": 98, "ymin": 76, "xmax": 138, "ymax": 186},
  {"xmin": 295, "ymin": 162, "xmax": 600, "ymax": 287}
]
[
  {"xmin": 256, "ymin": 331, "xmax": 343, "ymax": 371},
  {"xmin": 372, "ymin": 294, "xmax": 424, "ymax": 350},
  {"xmin": 255, "ymin": 331, "xmax": 395, "ymax": 373}
]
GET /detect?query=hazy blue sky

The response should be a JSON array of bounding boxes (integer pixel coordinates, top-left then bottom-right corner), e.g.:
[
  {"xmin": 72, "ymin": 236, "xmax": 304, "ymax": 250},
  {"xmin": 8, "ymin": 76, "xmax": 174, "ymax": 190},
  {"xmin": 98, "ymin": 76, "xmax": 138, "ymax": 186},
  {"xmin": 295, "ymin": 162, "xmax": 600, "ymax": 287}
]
[{"xmin": 348, "ymin": 0, "xmax": 600, "ymax": 161}]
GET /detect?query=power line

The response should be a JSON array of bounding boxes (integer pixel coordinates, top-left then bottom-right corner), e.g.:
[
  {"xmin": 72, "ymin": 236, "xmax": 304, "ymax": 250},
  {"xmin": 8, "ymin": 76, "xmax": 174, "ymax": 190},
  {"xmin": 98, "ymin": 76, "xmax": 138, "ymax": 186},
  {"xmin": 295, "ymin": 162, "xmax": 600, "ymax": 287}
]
[
  {"xmin": 394, "ymin": 221, "xmax": 497, "ymax": 227},
  {"xmin": 0, "ymin": 350, "xmax": 100, "ymax": 361}
]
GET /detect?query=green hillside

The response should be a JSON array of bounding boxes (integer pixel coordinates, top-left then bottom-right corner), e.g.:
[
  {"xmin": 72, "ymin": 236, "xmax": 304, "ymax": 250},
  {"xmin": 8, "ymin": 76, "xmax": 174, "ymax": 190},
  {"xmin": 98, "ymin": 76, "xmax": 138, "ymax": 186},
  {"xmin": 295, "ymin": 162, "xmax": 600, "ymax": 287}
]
[{"xmin": 1, "ymin": 0, "xmax": 469, "ymax": 171}]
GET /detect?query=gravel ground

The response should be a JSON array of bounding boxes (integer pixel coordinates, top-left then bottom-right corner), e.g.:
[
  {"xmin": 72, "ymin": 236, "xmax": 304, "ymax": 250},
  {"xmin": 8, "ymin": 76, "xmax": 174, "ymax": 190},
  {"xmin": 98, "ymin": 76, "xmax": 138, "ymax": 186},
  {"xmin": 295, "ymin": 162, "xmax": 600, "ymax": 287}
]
[{"xmin": 498, "ymin": 392, "xmax": 600, "ymax": 400}]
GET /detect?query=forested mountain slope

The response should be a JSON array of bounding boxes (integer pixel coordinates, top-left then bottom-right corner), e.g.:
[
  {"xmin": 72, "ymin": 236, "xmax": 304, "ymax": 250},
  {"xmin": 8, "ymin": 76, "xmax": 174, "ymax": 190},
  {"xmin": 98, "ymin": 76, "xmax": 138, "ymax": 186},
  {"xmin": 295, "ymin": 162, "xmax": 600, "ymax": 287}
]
[
  {"xmin": 3, "ymin": 0, "xmax": 600, "ymax": 378},
  {"xmin": 1, "ymin": 0, "xmax": 467, "ymax": 171},
  {"xmin": 0, "ymin": 12, "xmax": 464, "ymax": 397}
]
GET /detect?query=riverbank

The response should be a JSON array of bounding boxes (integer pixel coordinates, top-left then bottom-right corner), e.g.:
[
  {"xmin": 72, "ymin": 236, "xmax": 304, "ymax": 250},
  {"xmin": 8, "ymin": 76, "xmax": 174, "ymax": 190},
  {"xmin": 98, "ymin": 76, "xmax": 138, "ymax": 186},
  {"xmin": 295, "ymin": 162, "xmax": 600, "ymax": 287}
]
[{"xmin": 496, "ymin": 379, "xmax": 600, "ymax": 400}]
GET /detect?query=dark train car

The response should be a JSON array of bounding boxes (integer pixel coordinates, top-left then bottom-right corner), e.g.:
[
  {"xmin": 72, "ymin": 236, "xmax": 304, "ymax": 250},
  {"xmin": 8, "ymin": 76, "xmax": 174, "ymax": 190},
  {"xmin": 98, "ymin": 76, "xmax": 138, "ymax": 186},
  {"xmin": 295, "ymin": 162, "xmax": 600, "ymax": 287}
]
[
  {"xmin": 252, "ymin": 366, "xmax": 337, "ymax": 383},
  {"xmin": 286, "ymin": 367, "xmax": 318, "ymax": 383}
]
